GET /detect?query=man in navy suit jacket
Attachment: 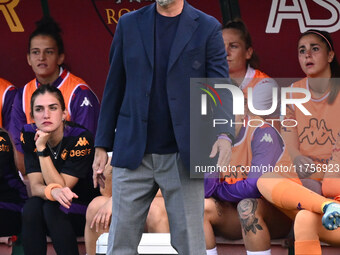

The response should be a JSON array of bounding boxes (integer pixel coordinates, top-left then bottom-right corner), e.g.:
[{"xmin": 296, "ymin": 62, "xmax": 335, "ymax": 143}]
[{"xmin": 93, "ymin": 0, "xmax": 234, "ymax": 254}]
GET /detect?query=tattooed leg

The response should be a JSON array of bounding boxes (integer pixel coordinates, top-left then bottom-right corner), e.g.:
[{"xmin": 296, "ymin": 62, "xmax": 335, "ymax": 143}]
[
  {"xmin": 238, "ymin": 199, "xmax": 263, "ymax": 235},
  {"xmin": 237, "ymin": 198, "xmax": 292, "ymax": 251}
]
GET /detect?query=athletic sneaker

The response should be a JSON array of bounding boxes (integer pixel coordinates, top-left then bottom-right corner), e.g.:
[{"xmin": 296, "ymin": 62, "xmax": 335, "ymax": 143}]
[{"xmin": 322, "ymin": 202, "xmax": 340, "ymax": 230}]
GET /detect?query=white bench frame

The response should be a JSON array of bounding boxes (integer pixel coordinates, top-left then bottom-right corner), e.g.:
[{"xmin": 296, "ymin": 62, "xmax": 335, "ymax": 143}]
[{"xmin": 96, "ymin": 233, "xmax": 178, "ymax": 254}]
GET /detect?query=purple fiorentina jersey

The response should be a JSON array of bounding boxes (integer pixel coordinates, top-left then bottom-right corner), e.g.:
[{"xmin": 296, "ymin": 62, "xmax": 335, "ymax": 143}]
[
  {"xmin": 0, "ymin": 130, "xmax": 27, "ymax": 212},
  {"xmin": 9, "ymin": 70, "xmax": 100, "ymax": 152},
  {"xmin": 205, "ymin": 125, "xmax": 285, "ymax": 202}
]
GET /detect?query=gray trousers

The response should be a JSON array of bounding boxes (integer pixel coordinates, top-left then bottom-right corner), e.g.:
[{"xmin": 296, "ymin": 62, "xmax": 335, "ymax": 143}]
[{"xmin": 107, "ymin": 153, "xmax": 206, "ymax": 255}]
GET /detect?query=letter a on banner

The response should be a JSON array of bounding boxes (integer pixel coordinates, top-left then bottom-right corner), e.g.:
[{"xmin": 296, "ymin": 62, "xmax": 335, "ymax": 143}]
[{"xmin": 266, "ymin": 0, "xmax": 340, "ymax": 33}]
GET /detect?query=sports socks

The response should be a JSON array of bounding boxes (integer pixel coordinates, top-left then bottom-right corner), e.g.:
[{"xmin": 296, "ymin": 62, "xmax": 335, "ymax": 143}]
[
  {"xmin": 206, "ymin": 247, "xmax": 218, "ymax": 255},
  {"xmin": 271, "ymin": 178, "xmax": 332, "ymax": 213},
  {"xmin": 295, "ymin": 240, "xmax": 321, "ymax": 255},
  {"xmin": 246, "ymin": 249, "xmax": 271, "ymax": 255}
]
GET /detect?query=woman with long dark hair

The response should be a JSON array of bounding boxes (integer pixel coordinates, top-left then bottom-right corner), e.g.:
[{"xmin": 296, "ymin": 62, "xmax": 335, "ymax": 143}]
[{"xmin": 21, "ymin": 85, "xmax": 99, "ymax": 255}]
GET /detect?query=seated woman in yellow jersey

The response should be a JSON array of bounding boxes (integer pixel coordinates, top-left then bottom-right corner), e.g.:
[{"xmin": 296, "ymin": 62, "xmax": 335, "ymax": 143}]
[
  {"xmin": 282, "ymin": 29, "xmax": 340, "ymax": 181},
  {"xmin": 222, "ymin": 18, "xmax": 280, "ymax": 120},
  {"xmin": 257, "ymin": 132, "xmax": 340, "ymax": 255},
  {"xmin": 85, "ymin": 154, "xmax": 169, "ymax": 255},
  {"xmin": 204, "ymin": 111, "xmax": 294, "ymax": 255}
]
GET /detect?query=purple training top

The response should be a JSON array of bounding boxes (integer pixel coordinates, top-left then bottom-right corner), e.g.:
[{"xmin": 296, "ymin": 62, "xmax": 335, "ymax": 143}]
[
  {"xmin": 9, "ymin": 70, "xmax": 100, "ymax": 152},
  {"xmin": 205, "ymin": 125, "xmax": 285, "ymax": 202}
]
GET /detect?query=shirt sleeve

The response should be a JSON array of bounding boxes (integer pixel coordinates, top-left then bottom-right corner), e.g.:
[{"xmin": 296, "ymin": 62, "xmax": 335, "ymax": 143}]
[
  {"xmin": 0, "ymin": 131, "xmax": 28, "ymax": 201},
  {"xmin": 9, "ymin": 89, "xmax": 27, "ymax": 152},
  {"xmin": 0, "ymin": 131, "xmax": 14, "ymax": 177},
  {"xmin": 205, "ymin": 125, "xmax": 285, "ymax": 202},
  {"xmin": 61, "ymin": 131, "xmax": 94, "ymax": 179},
  {"xmin": 21, "ymin": 129, "xmax": 41, "ymax": 174},
  {"xmin": 2, "ymin": 86, "xmax": 17, "ymax": 131},
  {"xmin": 69, "ymin": 86, "xmax": 100, "ymax": 136}
]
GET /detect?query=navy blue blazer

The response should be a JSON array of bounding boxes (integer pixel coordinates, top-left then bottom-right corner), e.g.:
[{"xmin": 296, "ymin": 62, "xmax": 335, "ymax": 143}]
[{"xmin": 95, "ymin": 1, "xmax": 233, "ymax": 170}]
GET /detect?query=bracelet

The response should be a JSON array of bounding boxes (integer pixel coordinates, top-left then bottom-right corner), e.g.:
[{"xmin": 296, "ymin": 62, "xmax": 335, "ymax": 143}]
[
  {"xmin": 218, "ymin": 134, "xmax": 233, "ymax": 145},
  {"xmin": 44, "ymin": 183, "xmax": 62, "ymax": 201}
]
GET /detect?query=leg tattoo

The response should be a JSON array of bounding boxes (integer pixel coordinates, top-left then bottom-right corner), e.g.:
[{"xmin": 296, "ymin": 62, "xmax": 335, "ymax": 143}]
[{"xmin": 237, "ymin": 199, "xmax": 263, "ymax": 235}]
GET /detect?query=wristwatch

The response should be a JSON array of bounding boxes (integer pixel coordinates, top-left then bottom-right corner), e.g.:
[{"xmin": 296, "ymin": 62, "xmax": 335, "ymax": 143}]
[
  {"xmin": 36, "ymin": 147, "xmax": 49, "ymax": 157},
  {"xmin": 225, "ymin": 132, "xmax": 235, "ymax": 145}
]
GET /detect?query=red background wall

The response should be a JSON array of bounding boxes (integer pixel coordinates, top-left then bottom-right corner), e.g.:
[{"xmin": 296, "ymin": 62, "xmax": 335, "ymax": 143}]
[
  {"xmin": 1, "ymin": 0, "xmax": 340, "ymax": 100},
  {"xmin": 0, "ymin": 0, "xmax": 222, "ymax": 99}
]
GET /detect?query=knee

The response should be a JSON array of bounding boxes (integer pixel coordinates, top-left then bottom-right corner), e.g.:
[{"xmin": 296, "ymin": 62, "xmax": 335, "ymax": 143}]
[
  {"xmin": 294, "ymin": 210, "xmax": 319, "ymax": 239},
  {"xmin": 204, "ymin": 198, "xmax": 216, "ymax": 220},
  {"xmin": 22, "ymin": 197, "xmax": 44, "ymax": 224},
  {"xmin": 237, "ymin": 198, "xmax": 261, "ymax": 220},
  {"xmin": 85, "ymin": 196, "xmax": 110, "ymax": 223},
  {"xmin": 147, "ymin": 201, "xmax": 168, "ymax": 229},
  {"xmin": 86, "ymin": 199, "xmax": 100, "ymax": 223},
  {"xmin": 294, "ymin": 210, "xmax": 318, "ymax": 230},
  {"xmin": 42, "ymin": 200, "xmax": 59, "ymax": 215},
  {"xmin": 237, "ymin": 199, "xmax": 266, "ymax": 236},
  {"xmin": 43, "ymin": 201, "xmax": 65, "ymax": 223}
]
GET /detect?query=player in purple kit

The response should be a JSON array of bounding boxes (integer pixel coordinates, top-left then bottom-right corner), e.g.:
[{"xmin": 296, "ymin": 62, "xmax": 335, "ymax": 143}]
[
  {"xmin": 9, "ymin": 16, "xmax": 99, "ymax": 174},
  {"xmin": 0, "ymin": 128, "xmax": 27, "ymax": 237},
  {"xmin": 21, "ymin": 85, "xmax": 99, "ymax": 255},
  {"xmin": 204, "ymin": 113, "xmax": 293, "ymax": 255},
  {"xmin": 0, "ymin": 78, "xmax": 17, "ymax": 131}
]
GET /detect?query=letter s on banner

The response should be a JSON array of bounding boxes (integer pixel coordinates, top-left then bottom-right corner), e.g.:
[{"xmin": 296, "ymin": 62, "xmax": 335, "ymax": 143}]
[{"xmin": 266, "ymin": 0, "xmax": 340, "ymax": 33}]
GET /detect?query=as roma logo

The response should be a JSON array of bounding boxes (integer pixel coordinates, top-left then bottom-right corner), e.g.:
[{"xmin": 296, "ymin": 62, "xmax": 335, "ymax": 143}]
[
  {"xmin": 91, "ymin": 0, "xmax": 154, "ymax": 37},
  {"xmin": 0, "ymin": 0, "xmax": 24, "ymax": 32}
]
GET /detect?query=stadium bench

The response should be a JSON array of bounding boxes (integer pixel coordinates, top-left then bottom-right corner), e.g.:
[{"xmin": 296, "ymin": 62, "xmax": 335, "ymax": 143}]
[{"xmin": 95, "ymin": 233, "xmax": 340, "ymax": 255}]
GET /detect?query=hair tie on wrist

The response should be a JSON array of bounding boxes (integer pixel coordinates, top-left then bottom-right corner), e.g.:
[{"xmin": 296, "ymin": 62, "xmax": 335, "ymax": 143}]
[
  {"xmin": 217, "ymin": 133, "xmax": 234, "ymax": 145},
  {"xmin": 44, "ymin": 183, "xmax": 62, "ymax": 201}
]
